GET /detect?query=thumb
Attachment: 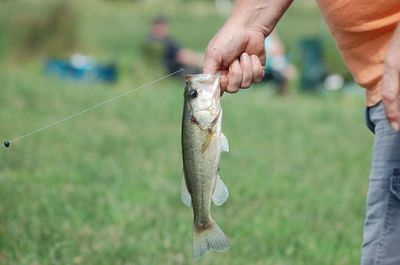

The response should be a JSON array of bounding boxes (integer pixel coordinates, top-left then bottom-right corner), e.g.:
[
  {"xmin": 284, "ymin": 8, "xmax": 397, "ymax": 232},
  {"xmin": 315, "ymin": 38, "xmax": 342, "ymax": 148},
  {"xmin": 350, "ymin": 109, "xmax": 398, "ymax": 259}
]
[
  {"xmin": 382, "ymin": 63, "xmax": 400, "ymax": 131},
  {"xmin": 203, "ymin": 55, "xmax": 219, "ymax": 74},
  {"xmin": 203, "ymin": 44, "xmax": 225, "ymax": 74}
]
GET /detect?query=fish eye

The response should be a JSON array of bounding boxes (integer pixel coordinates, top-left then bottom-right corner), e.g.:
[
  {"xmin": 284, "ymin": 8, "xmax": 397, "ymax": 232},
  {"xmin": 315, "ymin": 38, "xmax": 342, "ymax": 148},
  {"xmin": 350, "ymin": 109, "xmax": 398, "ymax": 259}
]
[{"xmin": 189, "ymin": 89, "xmax": 198, "ymax": 98}]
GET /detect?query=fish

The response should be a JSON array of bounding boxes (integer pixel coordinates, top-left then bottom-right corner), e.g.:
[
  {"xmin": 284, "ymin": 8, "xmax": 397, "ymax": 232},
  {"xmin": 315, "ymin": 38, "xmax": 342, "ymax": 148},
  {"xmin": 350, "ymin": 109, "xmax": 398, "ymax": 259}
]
[{"xmin": 181, "ymin": 73, "xmax": 230, "ymax": 259}]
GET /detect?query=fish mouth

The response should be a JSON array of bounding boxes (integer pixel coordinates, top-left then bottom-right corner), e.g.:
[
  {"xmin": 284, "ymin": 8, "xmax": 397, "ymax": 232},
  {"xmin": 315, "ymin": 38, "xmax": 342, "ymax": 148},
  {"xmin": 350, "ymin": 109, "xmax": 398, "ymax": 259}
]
[
  {"xmin": 185, "ymin": 72, "xmax": 221, "ymax": 89},
  {"xmin": 185, "ymin": 73, "xmax": 214, "ymax": 80},
  {"xmin": 186, "ymin": 72, "xmax": 221, "ymax": 118},
  {"xmin": 185, "ymin": 72, "xmax": 221, "ymax": 99},
  {"xmin": 201, "ymin": 79, "xmax": 220, "ymax": 114}
]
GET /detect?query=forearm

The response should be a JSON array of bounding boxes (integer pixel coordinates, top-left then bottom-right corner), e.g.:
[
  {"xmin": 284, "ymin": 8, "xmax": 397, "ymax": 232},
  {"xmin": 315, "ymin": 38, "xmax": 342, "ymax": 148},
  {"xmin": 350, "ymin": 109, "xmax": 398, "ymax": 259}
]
[
  {"xmin": 228, "ymin": 0, "xmax": 294, "ymax": 36},
  {"xmin": 382, "ymin": 22, "xmax": 400, "ymax": 130},
  {"xmin": 386, "ymin": 22, "xmax": 400, "ymax": 66},
  {"xmin": 177, "ymin": 49, "xmax": 204, "ymax": 67},
  {"xmin": 203, "ymin": 0, "xmax": 292, "ymax": 85}
]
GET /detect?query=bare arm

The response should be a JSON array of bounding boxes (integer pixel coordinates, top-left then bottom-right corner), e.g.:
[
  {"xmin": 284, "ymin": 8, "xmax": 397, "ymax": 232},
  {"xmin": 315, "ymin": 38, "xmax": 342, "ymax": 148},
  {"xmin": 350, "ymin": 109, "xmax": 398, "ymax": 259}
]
[
  {"xmin": 203, "ymin": 0, "xmax": 293, "ymax": 93},
  {"xmin": 382, "ymin": 22, "xmax": 400, "ymax": 131},
  {"xmin": 177, "ymin": 48, "xmax": 204, "ymax": 67}
]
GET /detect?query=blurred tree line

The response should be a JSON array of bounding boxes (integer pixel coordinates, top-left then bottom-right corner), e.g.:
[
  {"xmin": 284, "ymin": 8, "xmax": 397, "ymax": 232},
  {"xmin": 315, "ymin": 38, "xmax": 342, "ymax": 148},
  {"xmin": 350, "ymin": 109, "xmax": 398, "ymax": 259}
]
[
  {"xmin": 0, "ymin": 0, "xmax": 348, "ymax": 80},
  {"xmin": 0, "ymin": 0, "xmax": 78, "ymax": 60}
]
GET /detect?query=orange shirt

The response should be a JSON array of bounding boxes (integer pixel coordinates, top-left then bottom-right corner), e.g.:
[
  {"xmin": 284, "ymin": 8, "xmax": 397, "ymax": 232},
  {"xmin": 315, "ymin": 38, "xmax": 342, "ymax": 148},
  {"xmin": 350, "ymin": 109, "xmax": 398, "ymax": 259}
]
[{"xmin": 316, "ymin": 0, "xmax": 400, "ymax": 106}]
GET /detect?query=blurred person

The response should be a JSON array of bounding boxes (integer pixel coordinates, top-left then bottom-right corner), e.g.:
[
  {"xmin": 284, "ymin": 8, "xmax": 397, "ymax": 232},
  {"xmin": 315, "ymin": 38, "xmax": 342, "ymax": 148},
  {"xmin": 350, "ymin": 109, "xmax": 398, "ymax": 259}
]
[
  {"xmin": 263, "ymin": 32, "xmax": 296, "ymax": 95},
  {"xmin": 202, "ymin": 1, "xmax": 400, "ymax": 265},
  {"xmin": 142, "ymin": 16, "xmax": 203, "ymax": 75}
]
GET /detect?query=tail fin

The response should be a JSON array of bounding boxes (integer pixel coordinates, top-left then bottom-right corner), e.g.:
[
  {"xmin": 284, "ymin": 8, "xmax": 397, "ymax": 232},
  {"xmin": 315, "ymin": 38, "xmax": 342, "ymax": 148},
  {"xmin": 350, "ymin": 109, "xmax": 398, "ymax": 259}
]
[{"xmin": 192, "ymin": 219, "xmax": 230, "ymax": 259}]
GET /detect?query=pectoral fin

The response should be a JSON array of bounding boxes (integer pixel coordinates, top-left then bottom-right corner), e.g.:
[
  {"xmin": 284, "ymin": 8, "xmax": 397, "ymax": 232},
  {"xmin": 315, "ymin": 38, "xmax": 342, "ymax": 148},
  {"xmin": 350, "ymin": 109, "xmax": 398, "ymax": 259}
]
[
  {"xmin": 220, "ymin": 132, "xmax": 229, "ymax": 152},
  {"xmin": 212, "ymin": 175, "xmax": 229, "ymax": 206},
  {"xmin": 201, "ymin": 131, "xmax": 215, "ymax": 153},
  {"xmin": 181, "ymin": 175, "xmax": 191, "ymax": 207}
]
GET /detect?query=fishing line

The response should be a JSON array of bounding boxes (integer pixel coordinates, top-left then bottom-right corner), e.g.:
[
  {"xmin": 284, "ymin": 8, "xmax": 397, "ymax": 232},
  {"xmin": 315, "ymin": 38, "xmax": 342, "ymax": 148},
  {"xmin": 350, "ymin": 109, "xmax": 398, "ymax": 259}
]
[{"xmin": 2, "ymin": 68, "xmax": 184, "ymax": 149}]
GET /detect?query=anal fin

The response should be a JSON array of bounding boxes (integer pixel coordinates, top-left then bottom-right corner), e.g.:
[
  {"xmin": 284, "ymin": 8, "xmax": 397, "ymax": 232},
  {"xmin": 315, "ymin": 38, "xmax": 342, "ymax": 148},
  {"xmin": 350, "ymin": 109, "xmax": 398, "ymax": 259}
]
[
  {"xmin": 181, "ymin": 175, "xmax": 191, "ymax": 207},
  {"xmin": 212, "ymin": 175, "xmax": 229, "ymax": 206}
]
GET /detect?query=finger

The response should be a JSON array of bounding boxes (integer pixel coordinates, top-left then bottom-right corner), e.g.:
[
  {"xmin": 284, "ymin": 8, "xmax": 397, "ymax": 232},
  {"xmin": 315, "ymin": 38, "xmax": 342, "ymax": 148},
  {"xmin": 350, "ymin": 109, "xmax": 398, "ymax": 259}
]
[
  {"xmin": 240, "ymin": 53, "xmax": 253, "ymax": 88},
  {"xmin": 251, "ymin": 55, "xmax": 264, "ymax": 83},
  {"xmin": 203, "ymin": 61, "xmax": 218, "ymax": 75},
  {"xmin": 203, "ymin": 47, "xmax": 221, "ymax": 74},
  {"xmin": 382, "ymin": 65, "xmax": 400, "ymax": 131},
  {"xmin": 220, "ymin": 70, "xmax": 228, "ymax": 95},
  {"xmin": 226, "ymin": 60, "xmax": 242, "ymax": 93}
]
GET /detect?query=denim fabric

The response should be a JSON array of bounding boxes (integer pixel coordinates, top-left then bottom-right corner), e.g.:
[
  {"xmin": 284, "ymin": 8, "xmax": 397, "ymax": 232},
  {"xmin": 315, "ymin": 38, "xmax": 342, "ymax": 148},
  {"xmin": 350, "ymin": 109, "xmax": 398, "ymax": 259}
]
[
  {"xmin": 362, "ymin": 101, "xmax": 400, "ymax": 265},
  {"xmin": 365, "ymin": 105, "xmax": 376, "ymax": 134}
]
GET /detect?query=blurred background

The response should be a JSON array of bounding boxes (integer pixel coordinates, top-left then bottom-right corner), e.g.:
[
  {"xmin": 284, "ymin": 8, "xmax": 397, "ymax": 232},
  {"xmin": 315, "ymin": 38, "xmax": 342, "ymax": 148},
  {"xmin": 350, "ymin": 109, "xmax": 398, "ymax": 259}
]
[{"xmin": 0, "ymin": 0, "xmax": 372, "ymax": 264}]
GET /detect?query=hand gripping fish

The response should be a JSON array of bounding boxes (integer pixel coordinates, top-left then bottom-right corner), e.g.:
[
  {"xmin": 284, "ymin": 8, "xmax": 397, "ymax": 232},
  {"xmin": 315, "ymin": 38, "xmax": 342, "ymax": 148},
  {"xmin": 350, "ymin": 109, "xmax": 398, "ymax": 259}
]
[{"xmin": 181, "ymin": 73, "xmax": 230, "ymax": 259}]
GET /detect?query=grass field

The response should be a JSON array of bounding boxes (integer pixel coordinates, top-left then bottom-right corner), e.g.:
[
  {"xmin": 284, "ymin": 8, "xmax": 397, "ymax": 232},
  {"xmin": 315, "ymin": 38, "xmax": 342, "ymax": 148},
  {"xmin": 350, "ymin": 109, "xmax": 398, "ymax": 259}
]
[{"xmin": 0, "ymin": 1, "xmax": 373, "ymax": 264}]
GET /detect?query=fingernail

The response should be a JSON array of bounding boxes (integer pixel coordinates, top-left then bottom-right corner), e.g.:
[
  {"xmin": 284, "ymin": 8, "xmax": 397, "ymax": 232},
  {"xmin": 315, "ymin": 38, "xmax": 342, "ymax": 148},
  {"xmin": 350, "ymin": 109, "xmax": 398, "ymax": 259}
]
[
  {"xmin": 391, "ymin": 122, "xmax": 400, "ymax": 132},
  {"xmin": 258, "ymin": 70, "xmax": 265, "ymax": 81}
]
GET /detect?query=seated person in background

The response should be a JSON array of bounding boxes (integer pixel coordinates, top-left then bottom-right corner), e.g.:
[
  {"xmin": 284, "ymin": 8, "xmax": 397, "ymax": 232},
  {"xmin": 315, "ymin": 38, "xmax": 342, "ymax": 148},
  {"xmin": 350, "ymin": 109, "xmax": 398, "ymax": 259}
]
[
  {"xmin": 264, "ymin": 32, "xmax": 297, "ymax": 95},
  {"xmin": 142, "ymin": 16, "xmax": 203, "ymax": 75}
]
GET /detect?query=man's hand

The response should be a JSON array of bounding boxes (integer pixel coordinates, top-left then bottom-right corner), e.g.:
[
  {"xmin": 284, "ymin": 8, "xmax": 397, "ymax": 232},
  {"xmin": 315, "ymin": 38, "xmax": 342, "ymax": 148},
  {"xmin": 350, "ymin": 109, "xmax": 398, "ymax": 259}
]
[
  {"xmin": 203, "ymin": 24, "xmax": 265, "ymax": 93},
  {"xmin": 202, "ymin": 0, "xmax": 293, "ymax": 94},
  {"xmin": 383, "ymin": 22, "xmax": 400, "ymax": 131}
]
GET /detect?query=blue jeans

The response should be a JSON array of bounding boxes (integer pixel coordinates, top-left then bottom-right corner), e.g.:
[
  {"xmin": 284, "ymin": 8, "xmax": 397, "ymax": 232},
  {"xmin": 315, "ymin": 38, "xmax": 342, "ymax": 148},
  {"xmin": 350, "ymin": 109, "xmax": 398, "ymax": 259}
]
[{"xmin": 362, "ymin": 101, "xmax": 400, "ymax": 265}]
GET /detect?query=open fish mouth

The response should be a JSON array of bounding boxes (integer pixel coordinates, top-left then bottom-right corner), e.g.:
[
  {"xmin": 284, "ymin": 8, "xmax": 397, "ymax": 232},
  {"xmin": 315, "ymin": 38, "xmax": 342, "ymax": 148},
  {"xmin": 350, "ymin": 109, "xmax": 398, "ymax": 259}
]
[{"xmin": 185, "ymin": 73, "xmax": 221, "ymax": 111}]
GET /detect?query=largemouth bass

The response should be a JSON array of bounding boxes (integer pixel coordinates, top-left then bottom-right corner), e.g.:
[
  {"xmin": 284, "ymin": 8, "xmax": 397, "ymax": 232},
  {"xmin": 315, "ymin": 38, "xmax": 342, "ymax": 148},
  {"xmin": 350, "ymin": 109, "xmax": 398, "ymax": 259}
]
[{"xmin": 181, "ymin": 73, "xmax": 230, "ymax": 259}]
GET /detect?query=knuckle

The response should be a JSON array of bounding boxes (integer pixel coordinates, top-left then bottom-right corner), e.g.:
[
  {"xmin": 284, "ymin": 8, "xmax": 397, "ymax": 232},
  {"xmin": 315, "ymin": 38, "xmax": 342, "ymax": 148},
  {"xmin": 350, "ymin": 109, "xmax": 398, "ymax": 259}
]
[
  {"xmin": 220, "ymin": 82, "xmax": 227, "ymax": 90},
  {"xmin": 204, "ymin": 48, "xmax": 216, "ymax": 61},
  {"xmin": 253, "ymin": 62, "xmax": 262, "ymax": 72},
  {"xmin": 240, "ymin": 59, "xmax": 251, "ymax": 70},
  {"xmin": 385, "ymin": 57, "xmax": 399, "ymax": 69},
  {"xmin": 250, "ymin": 54, "xmax": 259, "ymax": 60},
  {"xmin": 220, "ymin": 76, "xmax": 228, "ymax": 88},
  {"xmin": 254, "ymin": 77, "xmax": 262, "ymax": 83},
  {"xmin": 382, "ymin": 89, "xmax": 397, "ymax": 102},
  {"xmin": 230, "ymin": 66, "xmax": 242, "ymax": 76},
  {"xmin": 226, "ymin": 86, "xmax": 239, "ymax": 93},
  {"xmin": 253, "ymin": 68, "xmax": 263, "ymax": 82},
  {"xmin": 256, "ymin": 67, "xmax": 263, "ymax": 76},
  {"xmin": 385, "ymin": 110, "xmax": 398, "ymax": 121},
  {"xmin": 254, "ymin": 76, "xmax": 263, "ymax": 83},
  {"xmin": 241, "ymin": 82, "xmax": 251, "ymax": 88},
  {"xmin": 204, "ymin": 48, "xmax": 212, "ymax": 57},
  {"xmin": 227, "ymin": 78, "xmax": 240, "ymax": 92},
  {"xmin": 240, "ymin": 53, "xmax": 249, "ymax": 61},
  {"xmin": 386, "ymin": 112, "xmax": 397, "ymax": 121},
  {"xmin": 251, "ymin": 55, "xmax": 262, "ymax": 65}
]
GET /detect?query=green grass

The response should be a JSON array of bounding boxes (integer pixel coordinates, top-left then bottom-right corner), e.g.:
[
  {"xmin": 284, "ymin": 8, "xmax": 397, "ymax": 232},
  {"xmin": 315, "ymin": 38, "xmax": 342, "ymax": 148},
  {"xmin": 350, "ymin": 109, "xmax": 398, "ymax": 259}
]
[
  {"xmin": 0, "ymin": 69, "xmax": 372, "ymax": 265},
  {"xmin": 0, "ymin": 1, "xmax": 372, "ymax": 264}
]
